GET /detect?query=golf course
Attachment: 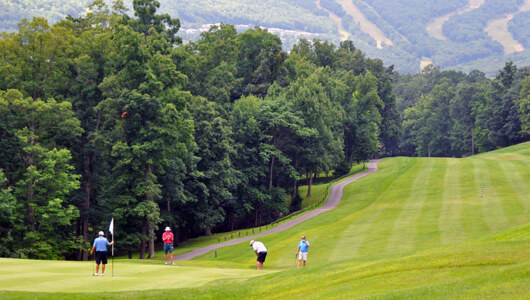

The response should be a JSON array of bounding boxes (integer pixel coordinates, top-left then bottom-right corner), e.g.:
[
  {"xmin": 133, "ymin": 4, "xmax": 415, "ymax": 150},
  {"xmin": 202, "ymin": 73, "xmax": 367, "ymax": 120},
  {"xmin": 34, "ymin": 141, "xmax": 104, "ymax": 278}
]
[{"xmin": 1, "ymin": 142, "xmax": 528, "ymax": 299}]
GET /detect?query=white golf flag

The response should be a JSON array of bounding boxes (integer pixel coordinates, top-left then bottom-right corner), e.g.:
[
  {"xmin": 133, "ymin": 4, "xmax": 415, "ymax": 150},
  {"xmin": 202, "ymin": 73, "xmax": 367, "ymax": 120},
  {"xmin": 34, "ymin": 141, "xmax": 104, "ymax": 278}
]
[{"xmin": 109, "ymin": 218, "xmax": 114, "ymax": 236}]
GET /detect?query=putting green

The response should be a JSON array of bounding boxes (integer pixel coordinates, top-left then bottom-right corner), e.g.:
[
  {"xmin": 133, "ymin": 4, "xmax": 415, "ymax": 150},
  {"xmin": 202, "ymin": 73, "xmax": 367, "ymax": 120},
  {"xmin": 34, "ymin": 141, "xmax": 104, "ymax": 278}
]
[{"xmin": 0, "ymin": 258, "xmax": 276, "ymax": 293}]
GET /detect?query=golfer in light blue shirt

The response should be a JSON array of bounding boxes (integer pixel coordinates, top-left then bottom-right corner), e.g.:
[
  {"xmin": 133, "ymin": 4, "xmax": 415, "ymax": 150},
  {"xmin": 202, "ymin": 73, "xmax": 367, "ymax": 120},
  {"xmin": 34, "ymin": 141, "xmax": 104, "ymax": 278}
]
[
  {"xmin": 296, "ymin": 235, "xmax": 310, "ymax": 268},
  {"xmin": 90, "ymin": 231, "xmax": 114, "ymax": 276}
]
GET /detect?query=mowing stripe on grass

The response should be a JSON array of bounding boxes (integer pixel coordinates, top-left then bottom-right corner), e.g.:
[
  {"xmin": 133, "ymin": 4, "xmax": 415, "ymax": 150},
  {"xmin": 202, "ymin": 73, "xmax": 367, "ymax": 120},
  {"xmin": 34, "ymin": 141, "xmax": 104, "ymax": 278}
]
[
  {"xmin": 489, "ymin": 160, "xmax": 528, "ymax": 225},
  {"xmin": 386, "ymin": 159, "xmax": 434, "ymax": 254},
  {"xmin": 327, "ymin": 158, "xmax": 417, "ymax": 261},
  {"xmin": 473, "ymin": 159, "xmax": 509, "ymax": 231},
  {"xmin": 439, "ymin": 158, "xmax": 466, "ymax": 245},
  {"xmin": 334, "ymin": 206, "xmax": 384, "ymax": 260},
  {"xmin": 498, "ymin": 160, "xmax": 530, "ymax": 214},
  {"xmin": 460, "ymin": 158, "xmax": 491, "ymax": 236},
  {"xmin": 415, "ymin": 158, "xmax": 445, "ymax": 250},
  {"xmin": 356, "ymin": 158, "xmax": 426, "ymax": 258}
]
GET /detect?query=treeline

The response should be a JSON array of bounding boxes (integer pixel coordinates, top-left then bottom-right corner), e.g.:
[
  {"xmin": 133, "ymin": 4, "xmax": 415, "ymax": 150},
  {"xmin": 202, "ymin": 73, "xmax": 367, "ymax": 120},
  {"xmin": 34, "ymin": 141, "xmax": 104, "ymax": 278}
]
[
  {"xmin": 0, "ymin": 0, "xmax": 399, "ymax": 260},
  {"xmin": 395, "ymin": 64, "xmax": 530, "ymax": 156}
]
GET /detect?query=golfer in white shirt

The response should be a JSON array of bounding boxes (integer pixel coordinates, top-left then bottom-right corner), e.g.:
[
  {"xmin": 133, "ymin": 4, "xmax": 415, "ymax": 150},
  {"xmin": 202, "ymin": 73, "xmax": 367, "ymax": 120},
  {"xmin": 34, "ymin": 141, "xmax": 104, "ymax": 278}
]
[{"xmin": 250, "ymin": 240, "xmax": 267, "ymax": 270}]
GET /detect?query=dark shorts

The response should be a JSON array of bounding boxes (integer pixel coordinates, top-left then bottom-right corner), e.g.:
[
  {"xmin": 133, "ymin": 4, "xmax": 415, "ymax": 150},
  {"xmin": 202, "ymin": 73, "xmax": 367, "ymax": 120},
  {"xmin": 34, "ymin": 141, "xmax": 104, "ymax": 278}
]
[
  {"xmin": 164, "ymin": 243, "xmax": 174, "ymax": 254},
  {"xmin": 257, "ymin": 251, "xmax": 267, "ymax": 263},
  {"xmin": 95, "ymin": 251, "xmax": 108, "ymax": 265}
]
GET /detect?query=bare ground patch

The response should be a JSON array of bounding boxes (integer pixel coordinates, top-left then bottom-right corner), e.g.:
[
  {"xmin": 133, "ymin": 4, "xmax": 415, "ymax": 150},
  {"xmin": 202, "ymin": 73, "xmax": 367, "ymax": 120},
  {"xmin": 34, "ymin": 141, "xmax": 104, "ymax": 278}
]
[{"xmin": 484, "ymin": 0, "xmax": 530, "ymax": 54}]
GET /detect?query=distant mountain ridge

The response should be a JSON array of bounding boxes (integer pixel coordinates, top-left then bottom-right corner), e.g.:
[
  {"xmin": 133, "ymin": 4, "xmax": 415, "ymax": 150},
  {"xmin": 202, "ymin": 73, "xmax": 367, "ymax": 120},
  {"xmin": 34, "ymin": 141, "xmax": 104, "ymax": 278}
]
[{"xmin": 1, "ymin": 0, "xmax": 529, "ymax": 75}]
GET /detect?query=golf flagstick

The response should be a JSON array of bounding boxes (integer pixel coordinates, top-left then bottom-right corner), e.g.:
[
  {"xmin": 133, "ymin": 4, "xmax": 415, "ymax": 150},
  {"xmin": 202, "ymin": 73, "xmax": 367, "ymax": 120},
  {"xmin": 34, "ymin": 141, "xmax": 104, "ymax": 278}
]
[
  {"xmin": 111, "ymin": 235, "xmax": 114, "ymax": 277},
  {"xmin": 109, "ymin": 218, "xmax": 114, "ymax": 277}
]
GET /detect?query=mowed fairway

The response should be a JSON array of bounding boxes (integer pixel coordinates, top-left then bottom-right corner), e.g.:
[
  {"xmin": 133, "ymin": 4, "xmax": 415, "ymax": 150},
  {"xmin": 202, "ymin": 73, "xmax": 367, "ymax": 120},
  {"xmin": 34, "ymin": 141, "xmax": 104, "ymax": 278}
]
[
  {"xmin": 0, "ymin": 143, "xmax": 528, "ymax": 299},
  {"xmin": 197, "ymin": 142, "xmax": 529, "ymax": 267}
]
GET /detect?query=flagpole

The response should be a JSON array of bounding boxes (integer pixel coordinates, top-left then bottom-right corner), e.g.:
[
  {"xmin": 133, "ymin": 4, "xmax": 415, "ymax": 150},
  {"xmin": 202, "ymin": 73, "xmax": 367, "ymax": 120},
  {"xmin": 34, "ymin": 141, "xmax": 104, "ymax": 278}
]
[
  {"xmin": 112, "ymin": 218, "xmax": 114, "ymax": 277},
  {"xmin": 109, "ymin": 217, "xmax": 114, "ymax": 277}
]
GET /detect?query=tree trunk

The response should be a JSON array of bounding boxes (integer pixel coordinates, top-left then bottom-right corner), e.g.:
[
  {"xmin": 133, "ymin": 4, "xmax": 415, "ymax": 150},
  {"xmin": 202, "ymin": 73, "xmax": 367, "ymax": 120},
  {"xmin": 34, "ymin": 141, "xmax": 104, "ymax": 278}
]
[
  {"xmin": 292, "ymin": 179, "xmax": 299, "ymax": 201},
  {"xmin": 76, "ymin": 220, "xmax": 82, "ymax": 260},
  {"xmin": 26, "ymin": 124, "xmax": 36, "ymax": 232},
  {"xmin": 145, "ymin": 165, "xmax": 156, "ymax": 259},
  {"xmin": 81, "ymin": 155, "xmax": 92, "ymax": 261},
  {"xmin": 307, "ymin": 172, "xmax": 313, "ymax": 197},
  {"xmin": 291, "ymin": 151, "xmax": 299, "ymax": 200},
  {"xmin": 148, "ymin": 222, "xmax": 155, "ymax": 258},
  {"xmin": 427, "ymin": 144, "xmax": 431, "ymax": 158},
  {"xmin": 27, "ymin": 181, "xmax": 35, "ymax": 232},
  {"xmin": 259, "ymin": 205, "xmax": 263, "ymax": 225},
  {"xmin": 471, "ymin": 126, "xmax": 475, "ymax": 155},
  {"xmin": 140, "ymin": 217, "xmax": 147, "ymax": 259},
  {"xmin": 269, "ymin": 155, "xmax": 275, "ymax": 193}
]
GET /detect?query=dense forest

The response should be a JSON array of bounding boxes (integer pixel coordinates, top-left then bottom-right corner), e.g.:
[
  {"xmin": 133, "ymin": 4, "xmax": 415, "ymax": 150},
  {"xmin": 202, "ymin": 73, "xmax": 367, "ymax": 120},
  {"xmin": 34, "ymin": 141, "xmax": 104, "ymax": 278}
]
[
  {"xmin": 2, "ymin": 0, "xmax": 530, "ymax": 75},
  {"xmin": 0, "ymin": 0, "xmax": 528, "ymax": 260}
]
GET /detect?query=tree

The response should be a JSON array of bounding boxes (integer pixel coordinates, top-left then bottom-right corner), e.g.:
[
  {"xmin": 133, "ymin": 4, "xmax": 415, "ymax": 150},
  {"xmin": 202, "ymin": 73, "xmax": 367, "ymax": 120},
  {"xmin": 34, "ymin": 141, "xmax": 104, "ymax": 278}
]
[
  {"xmin": 229, "ymin": 95, "xmax": 269, "ymax": 226},
  {"xmin": 286, "ymin": 71, "xmax": 343, "ymax": 196},
  {"xmin": 403, "ymin": 82, "xmax": 454, "ymax": 157},
  {"xmin": 4, "ymin": 18, "xmax": 76, "ymax": 101},
  {"xmin": 450, "ymin": 82, "xmax": 485, "ymax": 156},
  {"xmin": 0, "ymin": 169, "xmax": 16, "ymax": 257},
  {"xmin": 519, "ymin": 76, "xmax": 530, "ymax": 137},
  {"xmin": 175, "ymin": 23, "xmax": 240, "ymax": 106},
  {"xmin": 95, "ymin": 18, "xmax": 195, "ymax": 258},
  {"xmin": 344, "ymin": 71, "xmax": 383, "ymax": 162},
  {"xmin": 182, "ymin": 97, "xmax": 235, "ymax": 234},
  {"xmin": 0, "ymin": 89, "xmax": 82, "ymax": 259},
  {"xmin": 236, "ymin": 27, "xmax": 287, "ymax": 98},
  {"xmin": 126, "ymin": 0, "xmax": 182, "ymax": 45},
  {"xmin": 58, "ymin": 0, "xmax": 120, "ymax": 261}
]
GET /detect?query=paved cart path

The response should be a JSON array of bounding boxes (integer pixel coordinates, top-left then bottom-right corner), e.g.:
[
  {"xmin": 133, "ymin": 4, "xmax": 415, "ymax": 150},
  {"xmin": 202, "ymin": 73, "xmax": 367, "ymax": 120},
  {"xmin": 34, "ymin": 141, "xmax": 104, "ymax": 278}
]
[{"xmin": 174, "ymin": 160, "xmax": 380, "ymax": 261}]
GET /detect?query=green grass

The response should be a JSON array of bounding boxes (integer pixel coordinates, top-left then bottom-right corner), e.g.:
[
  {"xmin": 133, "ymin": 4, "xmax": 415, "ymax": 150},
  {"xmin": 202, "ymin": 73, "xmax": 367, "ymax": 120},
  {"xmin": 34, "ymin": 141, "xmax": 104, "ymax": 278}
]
[
  {"xmin": 1, "ymin": 142, "xmax": 528, "ymax": 299},
  {"xmin": 298, "ymin": 163, "xmax": 366, "ymax": 208},
  {"xmin": 0, "ymin": 258, "xmax": 276, "ymax": 293}
]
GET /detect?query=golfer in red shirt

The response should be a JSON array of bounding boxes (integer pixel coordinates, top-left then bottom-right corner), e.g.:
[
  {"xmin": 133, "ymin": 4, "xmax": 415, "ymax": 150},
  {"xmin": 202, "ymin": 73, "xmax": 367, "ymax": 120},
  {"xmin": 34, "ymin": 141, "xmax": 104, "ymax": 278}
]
[{"xmin": 163, "ymin": 226, "xmax": 175, "ymax": 265}]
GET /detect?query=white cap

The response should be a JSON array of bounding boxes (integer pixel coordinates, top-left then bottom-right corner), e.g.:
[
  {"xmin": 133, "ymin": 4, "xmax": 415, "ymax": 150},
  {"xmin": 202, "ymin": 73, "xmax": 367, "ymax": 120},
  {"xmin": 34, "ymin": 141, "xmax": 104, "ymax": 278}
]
[
  {"xmin": 250, "ymin": 240, "xmax": 254, "ymax": 246},
  {"xmin": 98, "ymin": 231, "xmax": 104, "ymax": 236},
  {"xmin": 165, "ymin": 227, "xmax": 171, "ymax": 231}
]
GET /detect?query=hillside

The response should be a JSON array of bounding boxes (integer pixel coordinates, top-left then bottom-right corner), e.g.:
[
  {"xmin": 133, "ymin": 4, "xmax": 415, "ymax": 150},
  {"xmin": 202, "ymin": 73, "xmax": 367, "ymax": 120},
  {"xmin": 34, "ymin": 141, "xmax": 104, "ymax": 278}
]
[
  {"xmin": 1, "ymin": 143, "xmax": 528, "ymax": 299},
  {"xmin": 196, "ymin": 143, "xmax": 529, "ymax": 266},
  {"xmin": 1, "ymin": 0, "xmax": 530, "ymax": 75}
]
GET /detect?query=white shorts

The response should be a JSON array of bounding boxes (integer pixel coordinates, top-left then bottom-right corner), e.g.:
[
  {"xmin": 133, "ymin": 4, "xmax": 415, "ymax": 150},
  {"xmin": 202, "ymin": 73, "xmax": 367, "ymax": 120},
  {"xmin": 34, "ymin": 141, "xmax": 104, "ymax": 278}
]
[{"xmin": 298, "ymin": 252, "xmax": 308, "ymax": 261}]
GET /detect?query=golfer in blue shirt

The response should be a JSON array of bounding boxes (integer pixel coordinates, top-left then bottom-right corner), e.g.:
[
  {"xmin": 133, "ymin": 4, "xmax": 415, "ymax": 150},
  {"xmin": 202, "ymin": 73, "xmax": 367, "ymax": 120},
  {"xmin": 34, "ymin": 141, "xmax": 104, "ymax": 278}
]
[
  {"xmin": 90, "ymin": 231, "xmax": 114, "ymax": 276},
  {"xmin": 295, "ymin": 235, "xmax": 310, "ymax": 268}
]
